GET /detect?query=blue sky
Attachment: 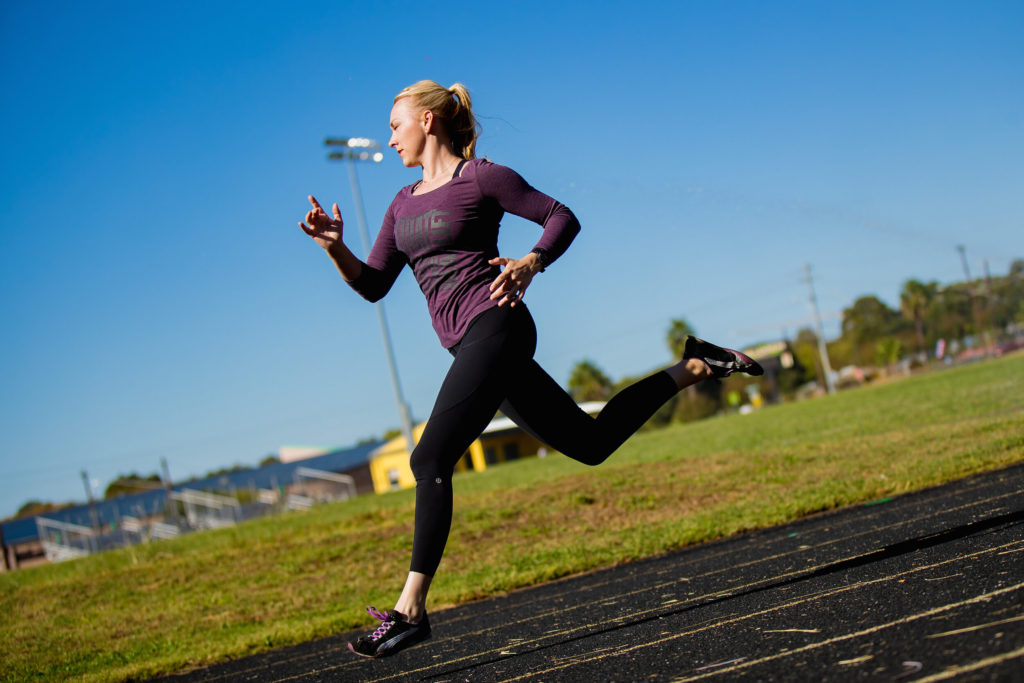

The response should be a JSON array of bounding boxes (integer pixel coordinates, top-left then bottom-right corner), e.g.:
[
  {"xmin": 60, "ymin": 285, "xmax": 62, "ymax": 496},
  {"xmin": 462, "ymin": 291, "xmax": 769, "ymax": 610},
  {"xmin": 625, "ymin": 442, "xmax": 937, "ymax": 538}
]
[{"xmin": 1, "ymin": 1, "xmax": 1021, "ymax": 518}]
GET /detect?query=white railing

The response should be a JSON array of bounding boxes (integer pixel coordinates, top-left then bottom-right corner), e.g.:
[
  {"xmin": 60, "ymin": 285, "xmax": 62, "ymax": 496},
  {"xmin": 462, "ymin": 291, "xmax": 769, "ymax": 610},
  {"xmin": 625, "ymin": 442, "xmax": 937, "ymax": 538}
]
[
  {"xmin": 293, "ymin": 467, "xmax": 357, "ymax": 502},
  {"xmin": 171, "ymin": 489, "xmax": 242, "ymax": 529},
  {"xmin": 36, "ymin": 518, "xmax": 96, "ymax": 562}
]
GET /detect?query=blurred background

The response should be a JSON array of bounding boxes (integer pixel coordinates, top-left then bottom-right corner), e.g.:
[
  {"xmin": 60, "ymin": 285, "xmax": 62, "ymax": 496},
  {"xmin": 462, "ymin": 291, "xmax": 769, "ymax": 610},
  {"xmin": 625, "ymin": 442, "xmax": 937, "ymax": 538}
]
[{"xmin": 1, "ymin": 0, "xmax": 1021, "ymax": 523}]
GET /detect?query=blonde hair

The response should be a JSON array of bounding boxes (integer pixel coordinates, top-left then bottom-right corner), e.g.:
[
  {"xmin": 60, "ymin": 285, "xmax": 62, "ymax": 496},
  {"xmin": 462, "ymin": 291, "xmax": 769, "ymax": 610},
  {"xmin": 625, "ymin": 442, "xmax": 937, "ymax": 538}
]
[{"xmin": 395, "ymin": 80, "xmax": 480, "ymax": 160}]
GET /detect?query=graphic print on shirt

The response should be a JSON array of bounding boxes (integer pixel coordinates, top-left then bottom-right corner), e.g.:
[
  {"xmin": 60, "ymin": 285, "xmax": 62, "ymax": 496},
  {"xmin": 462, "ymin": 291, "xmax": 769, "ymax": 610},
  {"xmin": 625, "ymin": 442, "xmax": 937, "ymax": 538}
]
[{"xmin": 397, "ymin": 209, "xmax": 459, "ymax": 293}]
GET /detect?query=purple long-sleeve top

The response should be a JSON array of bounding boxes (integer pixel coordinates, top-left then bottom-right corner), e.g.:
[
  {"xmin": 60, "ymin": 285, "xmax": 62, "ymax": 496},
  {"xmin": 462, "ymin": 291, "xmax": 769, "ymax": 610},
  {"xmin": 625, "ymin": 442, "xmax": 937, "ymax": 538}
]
[{"xmin": 348, "ymin": 159, "xmax": 580, "ymax": 348}]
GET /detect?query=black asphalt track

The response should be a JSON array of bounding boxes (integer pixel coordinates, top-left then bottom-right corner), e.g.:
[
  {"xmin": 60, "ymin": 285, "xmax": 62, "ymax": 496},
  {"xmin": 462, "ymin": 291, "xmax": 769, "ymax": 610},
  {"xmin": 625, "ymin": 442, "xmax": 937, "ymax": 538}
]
[{"xmin": 162, "ymin": 462, "xmax": 1024, "ymax": 682}]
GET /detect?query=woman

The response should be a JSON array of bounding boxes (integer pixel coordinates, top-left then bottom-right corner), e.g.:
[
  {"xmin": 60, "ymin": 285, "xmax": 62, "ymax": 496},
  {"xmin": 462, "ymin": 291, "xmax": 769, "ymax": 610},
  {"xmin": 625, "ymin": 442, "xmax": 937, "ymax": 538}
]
[{"xmin": 299, "ymin": 80, "xmax": 762, "ymax": 659}]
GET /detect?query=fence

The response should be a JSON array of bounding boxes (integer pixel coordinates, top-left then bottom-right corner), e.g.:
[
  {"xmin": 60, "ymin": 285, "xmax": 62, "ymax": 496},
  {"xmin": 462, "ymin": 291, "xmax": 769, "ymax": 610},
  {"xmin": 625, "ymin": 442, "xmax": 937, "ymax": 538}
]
[{"xmin": 33, "ymin": 468, "xmax": 359, "ymax": 563}]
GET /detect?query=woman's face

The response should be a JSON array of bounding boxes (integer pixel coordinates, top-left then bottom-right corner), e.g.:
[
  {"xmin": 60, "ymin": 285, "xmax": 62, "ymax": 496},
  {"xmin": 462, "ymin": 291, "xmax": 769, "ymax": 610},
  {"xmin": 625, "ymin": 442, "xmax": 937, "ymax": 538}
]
[{"xmin": 388, "ymin": 98, "xmax": 429, "ymax": 167}]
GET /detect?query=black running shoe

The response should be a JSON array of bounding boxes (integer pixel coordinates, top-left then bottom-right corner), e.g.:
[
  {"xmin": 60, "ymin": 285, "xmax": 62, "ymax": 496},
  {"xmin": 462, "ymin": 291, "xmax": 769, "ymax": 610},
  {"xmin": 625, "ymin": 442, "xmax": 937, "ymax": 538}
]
[
  {"xmin": 347, "ymin": 606, "xmax": 432, "ymax": 658},
  {"xmin": 683, "ymin": 335, "xmax": 764, "ymax": 378}
]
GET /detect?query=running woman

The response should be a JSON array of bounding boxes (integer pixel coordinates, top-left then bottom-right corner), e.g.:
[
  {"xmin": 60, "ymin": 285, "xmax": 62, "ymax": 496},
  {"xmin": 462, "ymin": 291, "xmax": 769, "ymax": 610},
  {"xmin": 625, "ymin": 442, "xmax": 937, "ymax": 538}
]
[{"xmin": 299, "ymin": 80, "xmax": 763, "ymax": 659}]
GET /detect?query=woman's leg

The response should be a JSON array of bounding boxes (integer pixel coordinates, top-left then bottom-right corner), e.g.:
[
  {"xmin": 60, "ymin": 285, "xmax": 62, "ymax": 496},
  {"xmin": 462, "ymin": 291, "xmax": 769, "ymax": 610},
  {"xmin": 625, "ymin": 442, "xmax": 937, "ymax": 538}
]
[
  {"xmin": 394, "ymin": 572, "xmax": 432, "ymax": 624},
  {"xmin": 500, "ymin": 356, "xmax": 710, "ymax": 467},
  {"xmin": 396, "ymin": 306, "xmax": 536, "ymax": 621}
]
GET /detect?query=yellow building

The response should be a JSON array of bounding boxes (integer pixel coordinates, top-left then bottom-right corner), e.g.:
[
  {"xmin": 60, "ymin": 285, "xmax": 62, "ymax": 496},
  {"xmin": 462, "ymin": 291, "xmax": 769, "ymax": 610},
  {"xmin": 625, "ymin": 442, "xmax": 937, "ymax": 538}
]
[{"xmin": 368, "ymin": 402, "xmax": 606, "ymax": 493}]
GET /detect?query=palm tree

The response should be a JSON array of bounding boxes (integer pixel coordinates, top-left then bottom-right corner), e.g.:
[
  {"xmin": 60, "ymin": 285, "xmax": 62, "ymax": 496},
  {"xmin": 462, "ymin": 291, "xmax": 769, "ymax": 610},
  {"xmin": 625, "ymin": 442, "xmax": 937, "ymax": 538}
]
[
  {"xmin": 666, "ymin": 318, "xmax": 695, "ymax": 360},
  {"xmin": 568, "ymin": 359, "xmax": 614, "ymax": 402},
  {"xmin": 900, "ymin": 279, "xmax": 936, "ymax": 353},
  {"xmin": 666, "ymin": 318, "xmax": 697, "ymax": 398}
]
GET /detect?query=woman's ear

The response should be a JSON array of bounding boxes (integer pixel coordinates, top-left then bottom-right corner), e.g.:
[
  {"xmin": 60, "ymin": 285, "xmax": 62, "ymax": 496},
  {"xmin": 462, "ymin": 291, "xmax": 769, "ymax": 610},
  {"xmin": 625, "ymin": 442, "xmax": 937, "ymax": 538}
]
[{"xmin": 421, "ymin": 109, "xmax": 434, "ymax": 133}]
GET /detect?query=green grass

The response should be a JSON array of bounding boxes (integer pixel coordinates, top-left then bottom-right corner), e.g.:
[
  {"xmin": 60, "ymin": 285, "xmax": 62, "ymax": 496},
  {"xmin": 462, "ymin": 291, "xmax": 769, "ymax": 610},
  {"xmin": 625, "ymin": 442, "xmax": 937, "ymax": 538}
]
[{"xmin": 2, "ymin": 353, "xmax": 1022, "ymax": 681}]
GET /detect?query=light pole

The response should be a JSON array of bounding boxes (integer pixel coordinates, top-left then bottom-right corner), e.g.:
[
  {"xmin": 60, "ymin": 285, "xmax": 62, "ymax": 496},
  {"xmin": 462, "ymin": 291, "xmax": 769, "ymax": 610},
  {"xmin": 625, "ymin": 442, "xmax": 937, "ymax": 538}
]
[
  {"xmin": 804, "ymin": 264, "xmax": 836, "ymax": 395},
  {"xmin": 325, "ymin": 137, "xmax": 416, "ymax": 452},
  {"xmin": 957, "ymin": 245, "xmax": 987, "ymax": 350},
  {"xmin": 80, "ymin": 470, "xmax": 100, "ymax": 534}
]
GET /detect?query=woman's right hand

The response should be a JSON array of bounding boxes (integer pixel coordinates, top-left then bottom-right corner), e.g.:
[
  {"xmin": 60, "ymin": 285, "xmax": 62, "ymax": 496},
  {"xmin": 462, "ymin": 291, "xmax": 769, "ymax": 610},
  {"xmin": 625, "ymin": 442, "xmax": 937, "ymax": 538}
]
[{"xmin": 299, "ymin": 195, "xmax": 344, "ymax": 252}]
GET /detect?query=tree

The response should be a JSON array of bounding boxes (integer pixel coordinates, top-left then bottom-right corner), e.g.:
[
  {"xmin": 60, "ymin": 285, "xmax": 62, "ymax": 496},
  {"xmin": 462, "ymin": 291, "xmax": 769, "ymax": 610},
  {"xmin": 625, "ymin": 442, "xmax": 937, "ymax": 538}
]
[
  {"xmin": 793, "ymin": 327, "xmax": 823, "ymax": 384},
  {"xmin": 842, "ymin": 295, "xmax": 903, "ymax": 345},
  {"xmin": 665, "ymin": 317, "xmax": 704, "ymax": 404},
  {"xmin": 104, "ymin": 473, "xmax": 163, "ymax": 499},
  {"xmin": 673, "ymin": 390, "xmax": 719, "ymax": 422},
  {"xmin": 665, "ymin": 318, "xmax": 695, "ymax": 360},
  {"xmin": 900, "ymin": 279, "xmax": 937, "ymax": 353},
  {"xmin": 14, "ymin": 500, "xmax": 75, "ymax": 519},
  {"xmin": 569, "ymin": 359, "xmax": 614, "ymax": 402},
  {"xmin": 929, "ymin": 284, "xmax": 973, "ymax": 342},
  {"xmin": 841, "ymin": 295, "xmax": 907, "ymax": 366},
  {"xmin": 987, "ymin": 260, "xmax": 1024, "ymax": 336},
  {"xmin": 875, "ymin": 337, "xmax": 903, "ymax": 368}
]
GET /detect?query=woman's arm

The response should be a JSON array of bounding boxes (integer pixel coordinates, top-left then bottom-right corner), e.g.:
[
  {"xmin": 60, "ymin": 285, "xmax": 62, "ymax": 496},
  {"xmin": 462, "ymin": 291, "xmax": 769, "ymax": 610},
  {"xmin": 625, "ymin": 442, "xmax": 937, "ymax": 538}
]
[
  {"xmin": 299, "ymin": 195, "xmax": 363, "ymax": 281},
  {"xmin": 298, "ymin": 195, "xmax": 405, "ymax": 302},
  {"xmin": 476, "ymin": 161, "xmax": 581, "ymax": 306},
  {"xmin": 487, "ymin": 252, "xmax": 544, "ymax": 307},
  {"xmin": 475, "ymin": 161, "xmax": 581, "ymax": 263}
]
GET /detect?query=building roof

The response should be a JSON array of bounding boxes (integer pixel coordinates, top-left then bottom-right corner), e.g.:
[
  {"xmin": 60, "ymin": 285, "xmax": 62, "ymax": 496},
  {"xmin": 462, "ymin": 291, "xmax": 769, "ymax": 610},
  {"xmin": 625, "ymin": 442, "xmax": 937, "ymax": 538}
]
[
  {"xmin": 0, "ymin": 441, "xmax": 382, "ymax": 546},
  {"xmin": 743, "ymin": 340, "xmax": 789, "ymax": 359}
]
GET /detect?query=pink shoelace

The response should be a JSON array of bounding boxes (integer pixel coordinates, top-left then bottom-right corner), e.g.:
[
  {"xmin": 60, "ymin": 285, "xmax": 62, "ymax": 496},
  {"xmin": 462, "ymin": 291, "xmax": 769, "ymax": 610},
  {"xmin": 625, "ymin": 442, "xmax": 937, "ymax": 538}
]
[{"xmin": 365, "ymin": 606, "xmax": 395, "ymax": 641}]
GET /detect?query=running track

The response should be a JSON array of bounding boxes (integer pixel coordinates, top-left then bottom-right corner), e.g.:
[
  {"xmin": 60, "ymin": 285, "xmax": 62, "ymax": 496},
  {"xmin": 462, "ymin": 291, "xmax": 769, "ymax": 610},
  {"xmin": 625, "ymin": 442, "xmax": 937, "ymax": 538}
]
[{"xmin": 163, "ymin": 461, "xmax": 1024, "ymax": 681}]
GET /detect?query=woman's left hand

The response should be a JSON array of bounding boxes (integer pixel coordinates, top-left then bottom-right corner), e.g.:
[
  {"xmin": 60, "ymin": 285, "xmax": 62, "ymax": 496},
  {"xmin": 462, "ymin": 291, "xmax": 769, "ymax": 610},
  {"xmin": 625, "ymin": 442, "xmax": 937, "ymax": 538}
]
[{"xmin": 488, "ymin": 253, "xmax": 542, "ymax": 307}]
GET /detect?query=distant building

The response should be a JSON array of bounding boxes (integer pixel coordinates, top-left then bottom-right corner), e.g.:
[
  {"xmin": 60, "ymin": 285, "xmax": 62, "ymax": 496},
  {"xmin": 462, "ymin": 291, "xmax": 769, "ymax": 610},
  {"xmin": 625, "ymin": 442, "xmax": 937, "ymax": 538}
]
[
  {"xmin": 278, "ymin": 446, "xmax": 332, "ymax": 463},
  {"xmin": 2, "ymin": 518, "xmax": 46, "ymax": 571},
  {"xmin": 368, "ymin": 402, "xmax": 607, "ymax": 493},
  {"xmin": 742, "ymin": 340, "xmax": 803, "ymax": 403},
  {"xmin": 0, "ymin": 441, "xmax": 381, "ymax": 571}
]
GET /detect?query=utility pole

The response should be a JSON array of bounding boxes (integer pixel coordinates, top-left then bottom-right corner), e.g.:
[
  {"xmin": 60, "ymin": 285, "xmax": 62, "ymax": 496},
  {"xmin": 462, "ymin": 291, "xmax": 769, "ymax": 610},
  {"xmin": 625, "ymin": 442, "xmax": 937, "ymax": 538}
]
[
  {"xmin": 80, "ymin": 470, "xmax": 100, "ymax": 534},
  {"xmin": 160, "ymin": 457, "xmax": 180, "ymax": 525},
  {"xmin": 325, "ymin": 137, "xmax": 416, "ymax": 453},
  {"xmin": 984, "ymin": 259, "xmax": 996, "ymax": 331},
  {"xmin": 957, "ymin": 245, "xmax": 986, "ymax": 348},
  {"xmin": 803, "ymin": 264, "xmax": 836, "ymax": 395}
]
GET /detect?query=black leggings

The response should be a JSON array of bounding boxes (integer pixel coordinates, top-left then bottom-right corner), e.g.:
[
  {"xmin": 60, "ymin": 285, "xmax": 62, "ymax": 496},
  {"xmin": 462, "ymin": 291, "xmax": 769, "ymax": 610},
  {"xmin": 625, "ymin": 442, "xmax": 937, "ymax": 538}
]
[{"xmin": 409, "ymin": 305, "xmax": 678, "ymax": 575}]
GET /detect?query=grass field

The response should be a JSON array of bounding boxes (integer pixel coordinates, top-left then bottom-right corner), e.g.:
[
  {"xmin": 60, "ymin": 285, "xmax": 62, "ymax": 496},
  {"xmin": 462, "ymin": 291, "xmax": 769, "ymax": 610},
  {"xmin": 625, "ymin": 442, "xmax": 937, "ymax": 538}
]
[{"xmin": 1, "ymin": 353, "xmax": 1022, "ymax": 681}]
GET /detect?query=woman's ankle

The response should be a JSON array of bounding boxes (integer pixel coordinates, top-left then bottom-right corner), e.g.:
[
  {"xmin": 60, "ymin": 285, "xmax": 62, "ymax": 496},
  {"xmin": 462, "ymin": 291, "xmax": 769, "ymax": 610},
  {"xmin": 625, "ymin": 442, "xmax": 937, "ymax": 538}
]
[
  {"xmin": 395, "ymin": 603, "xmax": 426, "ymax": 623},
  {"xmin": 395, "ymin": 571, "xmax": 432, "ymax": 622},
  {"xmin": 666, "ymin": 357, "xmax": 712, "ymax": 389}
]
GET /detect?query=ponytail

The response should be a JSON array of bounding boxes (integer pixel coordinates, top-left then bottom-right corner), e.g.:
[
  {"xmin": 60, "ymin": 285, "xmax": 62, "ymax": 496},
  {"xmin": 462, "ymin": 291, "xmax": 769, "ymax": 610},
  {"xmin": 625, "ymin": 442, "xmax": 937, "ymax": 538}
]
[{"xmin": 394, "ymin": 80, "xmax": 480, "ymax": 160}]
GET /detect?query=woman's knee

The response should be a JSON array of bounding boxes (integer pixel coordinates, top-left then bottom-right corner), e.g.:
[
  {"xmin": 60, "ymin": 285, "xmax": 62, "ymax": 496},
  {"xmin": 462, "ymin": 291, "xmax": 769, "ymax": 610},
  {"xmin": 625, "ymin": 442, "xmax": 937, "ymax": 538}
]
[
  {"xmin": 410, "ymin": 448, "xmax": 444, "ymax": 482},
  {"xmin": 579, "ymin": 452, "xmax": 612, "ymax": 467},
  {"xmin": 561, "ymin": 441, "xmax": 614, "ymax": 467}
]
